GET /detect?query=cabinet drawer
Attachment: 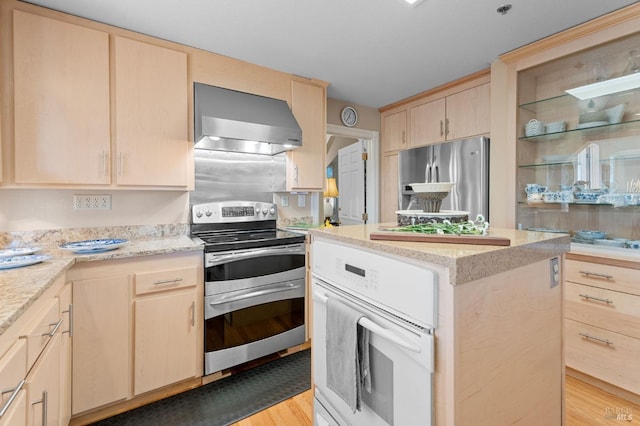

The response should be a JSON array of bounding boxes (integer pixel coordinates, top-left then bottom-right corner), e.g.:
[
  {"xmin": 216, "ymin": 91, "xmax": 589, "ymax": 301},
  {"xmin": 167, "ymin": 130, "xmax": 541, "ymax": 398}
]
[
  {"xmin": 135, "ymin": 266, "xmax": 197, "ymax": 295},
  {"xmin": 565, "ymin": 281, "xmax": 640, "ymax": 339},
  {"xmin": 20, "ymin": 299, "xmax": 60, "ymax": 369},
  {"xmin": 565, "ymin": 318, "xmax": 640, "ymax": 394},
  {"xmin": 565, "ymin": 260, "xmax": 639, "ymax": 295},
  {"xmin": 0, "ymin": 340, "xmax": 27, "ymax": 420}
]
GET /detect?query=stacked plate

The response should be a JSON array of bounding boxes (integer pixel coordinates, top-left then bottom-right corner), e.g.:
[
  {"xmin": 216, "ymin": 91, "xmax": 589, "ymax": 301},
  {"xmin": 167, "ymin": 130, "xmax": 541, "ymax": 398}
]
[
  {"xmin": 59, "ymin": 238, "xmax": 128, "ymax": 254},
  {"xmin": 0, "ymin": 247, "xmax": 50, "ymax": 270}
]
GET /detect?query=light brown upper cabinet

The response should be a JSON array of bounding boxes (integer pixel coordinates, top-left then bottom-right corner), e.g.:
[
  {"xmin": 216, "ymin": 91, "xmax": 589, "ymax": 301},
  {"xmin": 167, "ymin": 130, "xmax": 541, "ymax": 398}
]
[
  {"xmin": 444, "ymin": 82, "xmax": 490, "ymax": 141},
  {"xmin": 114, "ymin": 36, "xmax": 189, "ymax": 187},
  {"xmin": 12, "ymin": 10, "xmax": 111, "ymax": 184},
  {"xmin": 287, "ymin": 79, "xmax": 327, "ymax": 191},
  {"xmin": 381, "ymin": 110, "xmax": 408, "ymax": 153},
  {"xmin": 409, "ymin": 83, "xmax": 490, "ymax": 148}
]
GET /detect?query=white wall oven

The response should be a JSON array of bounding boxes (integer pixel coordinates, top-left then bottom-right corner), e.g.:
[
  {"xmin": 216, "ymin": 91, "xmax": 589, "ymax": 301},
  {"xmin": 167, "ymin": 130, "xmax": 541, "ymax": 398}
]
[
  {"xmin": 312, "ymin": 239, "xmax": 437, "ymax": 426},
  {"xmin": 191, "ymin": 201, "xmax": 306, "ymax": 375}
]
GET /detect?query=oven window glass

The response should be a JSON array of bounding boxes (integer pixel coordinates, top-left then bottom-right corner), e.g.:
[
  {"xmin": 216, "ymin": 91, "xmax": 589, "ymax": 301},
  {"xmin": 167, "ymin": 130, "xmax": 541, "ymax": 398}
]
[
  {"xmin": 205, "ymin": 297, "xmax": 304, "ymax": 352},
  {"xmin": 362, "ymin": 346, "xmax": 394, "ymax": 425},
  {"xmin": 207, "ymin": 253, "xmax": 305, "ymax": 281}
]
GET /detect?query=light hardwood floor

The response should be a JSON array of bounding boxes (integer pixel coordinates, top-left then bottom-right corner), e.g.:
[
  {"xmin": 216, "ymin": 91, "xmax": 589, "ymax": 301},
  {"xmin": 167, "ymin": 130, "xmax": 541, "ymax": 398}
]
[{"xmin": 233, "ymin": 377, "xmax": 639, "ymax": 425}]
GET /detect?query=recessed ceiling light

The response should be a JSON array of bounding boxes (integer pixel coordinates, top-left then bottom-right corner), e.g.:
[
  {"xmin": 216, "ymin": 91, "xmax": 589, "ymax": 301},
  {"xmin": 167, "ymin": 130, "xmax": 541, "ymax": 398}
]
[{"xmin": 403, "ymin": 0, "xmax": 425, "ymax": 6}]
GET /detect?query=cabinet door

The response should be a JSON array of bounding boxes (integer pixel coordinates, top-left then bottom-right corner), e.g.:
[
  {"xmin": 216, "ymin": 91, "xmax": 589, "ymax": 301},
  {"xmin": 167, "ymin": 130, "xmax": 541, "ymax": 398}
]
[
  {"xmin": 380, "ymin": 154, "xmax": 399, "ymax": 223},
  {"xmin": 134, "ymin": 289, "xmax": 198, "ymax": 395},
  {"xmin": 57, "ymin": 284, "xmax": 72, "ymax": 426},
  {"xmin": 13, "ymin": 10, "xmax": 110, "ymax": 185},
  {"xmin": 409, "ymin": 98, "xmax": 446, "ymax": 147},
  {"xmin": 72, "ymin": 275, "xmax": 129, "ymax": 415},
  {"xmin": 0, "ymin": 340, "xmax": 27, "ymax": 426},
  {"xmin": 26, "ymin": 333, "xmax": 60, "ymax": 426},
  {"xmin": 114, "ymin": 36, "xmax": 189, "ymax": 187},
  {"xmin": 382, "ymin": 111, "xmax": 407, "ymax": 152},
  {"xmin": 445, "ymin": 83, "xmax": 490, "ymax": 140},
  {"xmin": 288, "ymin": 80, "xmax": 325, "ymax": 191}
]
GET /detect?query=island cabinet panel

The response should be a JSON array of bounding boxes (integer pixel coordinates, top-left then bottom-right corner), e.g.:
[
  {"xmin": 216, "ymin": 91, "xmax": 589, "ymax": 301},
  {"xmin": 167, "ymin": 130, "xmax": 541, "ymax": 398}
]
[
  {"xmin": 287, "ymin": 79, "xmax": 326, "ymax": 191},
  {"xmin": 448, "ymin": 258, "xmax": 563, "ymax": 426},
  {"xmin": 72, "ymin": 275, "xmax": 130, "ymax": 415},
  {"xmin": 12, "ymin": 10, "xmax": 111, "ymax": 185},
  {"xmin": 114, "ymin": 36, "xmax": 189, "ymax": 187},
  {"xmin": 564, "ymin": 257, "xmax": 640, "ymax": 394}
]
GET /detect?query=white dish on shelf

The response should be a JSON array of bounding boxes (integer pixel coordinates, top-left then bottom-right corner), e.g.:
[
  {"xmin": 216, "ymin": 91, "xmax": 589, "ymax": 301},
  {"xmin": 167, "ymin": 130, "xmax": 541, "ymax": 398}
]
[
  {"xmin": 409, "ymin": 182, "xmax": 455, "ymax": 193},
  {"xmin": 59, "ymin": 238, "xmax": 128, "ymax": 254},
  {"xmin": 576, "ymin": 121, "xmax": 609, "ymax": 129},
  {"xmin": 605, "ymin": 103, "xmax": 625, "ymax": 124},
  {"xmin": 0, "ymin": 246, "xmax": 41, "ymax": 259},
  {"xmin": 0, "ymin": 254, "xmax": 51, "ymax": 270}
]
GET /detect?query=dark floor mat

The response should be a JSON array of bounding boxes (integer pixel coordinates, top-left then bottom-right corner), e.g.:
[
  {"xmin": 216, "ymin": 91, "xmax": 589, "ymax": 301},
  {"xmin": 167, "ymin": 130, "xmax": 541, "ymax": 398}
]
[{"xmin": 92, "ymin": 349, "xmax": 311, "ymax": 426}]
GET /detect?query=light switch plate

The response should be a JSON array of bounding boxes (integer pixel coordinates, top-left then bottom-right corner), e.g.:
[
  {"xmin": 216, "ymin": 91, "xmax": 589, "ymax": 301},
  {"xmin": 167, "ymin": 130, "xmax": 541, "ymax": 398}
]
[
  {"xmin": 549, "ymin": 257, "xmax": 559, "ymax": 288},
  {"xmin": 298, "ymin": 195, "xmax": 305, "ymax": 207},
  {"xmin": 281, "ymin": 195, "xmax": 289, "ymax": 207}
]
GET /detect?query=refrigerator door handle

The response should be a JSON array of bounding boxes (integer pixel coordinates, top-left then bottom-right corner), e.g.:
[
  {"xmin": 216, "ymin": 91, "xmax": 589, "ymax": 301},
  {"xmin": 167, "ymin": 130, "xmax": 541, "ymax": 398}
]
[{"xmin": 435, "ymin": 165, "xmax": 439, "ymax": 182}]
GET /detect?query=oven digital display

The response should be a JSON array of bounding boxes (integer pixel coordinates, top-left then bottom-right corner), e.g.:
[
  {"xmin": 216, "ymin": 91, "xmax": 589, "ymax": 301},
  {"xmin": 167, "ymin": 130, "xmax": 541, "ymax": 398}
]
[
  {"xmin": 221, "ymin": 206, "xmax": 255, "ymax": 217},
  {"xmin": 345, "ymin": 263, "xmax": 366, "ymax": 278}
]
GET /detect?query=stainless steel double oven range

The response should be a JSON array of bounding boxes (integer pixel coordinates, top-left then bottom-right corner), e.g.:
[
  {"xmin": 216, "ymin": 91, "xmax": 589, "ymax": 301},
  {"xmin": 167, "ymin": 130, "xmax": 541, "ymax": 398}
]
[{"xmin": 191, "ymin": 200, "xmax": 307, "ymax": 376}]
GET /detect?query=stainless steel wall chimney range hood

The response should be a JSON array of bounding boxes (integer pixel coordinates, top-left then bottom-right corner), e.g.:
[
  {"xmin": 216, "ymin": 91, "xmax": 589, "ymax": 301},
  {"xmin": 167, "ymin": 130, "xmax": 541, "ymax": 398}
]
[{"xmin": 194, "ymin": 82, "xmax": 302, "ymax": 156}]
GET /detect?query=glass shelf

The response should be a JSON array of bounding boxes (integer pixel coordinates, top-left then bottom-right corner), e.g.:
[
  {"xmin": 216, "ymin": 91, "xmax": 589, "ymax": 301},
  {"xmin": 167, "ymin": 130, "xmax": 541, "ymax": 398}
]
[
  {"xmin": 518, "ymin": 154, "xmax": 640, "ymax": 169},
  {"xmin": 518, "ymin": 90, "xmax": 637, "ymax": 114},
  {"xmin": 518, "ymin": 118, "xmax": 640, "ymax": 142}
]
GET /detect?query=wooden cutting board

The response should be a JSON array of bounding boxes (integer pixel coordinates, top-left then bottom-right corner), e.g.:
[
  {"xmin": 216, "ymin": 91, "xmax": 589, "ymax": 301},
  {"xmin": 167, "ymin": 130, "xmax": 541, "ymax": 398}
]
[{"xmin": 370, "ymin": 230, "xmax": 511, "ymax": 246}]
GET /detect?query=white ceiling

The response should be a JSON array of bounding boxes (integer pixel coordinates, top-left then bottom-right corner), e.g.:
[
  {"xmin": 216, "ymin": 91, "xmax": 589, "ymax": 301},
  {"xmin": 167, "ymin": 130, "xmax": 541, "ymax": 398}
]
[{"xmin": 24, "ymin": 0, "xmax": 639, "ymax": 108}]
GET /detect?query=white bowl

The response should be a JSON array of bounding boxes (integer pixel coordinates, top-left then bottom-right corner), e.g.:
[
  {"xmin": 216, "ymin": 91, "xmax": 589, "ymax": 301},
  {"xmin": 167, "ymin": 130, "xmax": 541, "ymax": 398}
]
[
  {"xmin": 410, "ymin": 182, "xmax": 455, "ymax": 193},
  {"xmin": 605, "ymin": 104, "xmax": 625, "ymax": 124}
]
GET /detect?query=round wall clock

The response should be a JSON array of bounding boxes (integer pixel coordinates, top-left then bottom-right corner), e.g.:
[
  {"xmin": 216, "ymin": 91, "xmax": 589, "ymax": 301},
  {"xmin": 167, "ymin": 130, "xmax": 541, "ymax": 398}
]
[{"xmin": 340, "ymin": 106, "xmax": 358, "ymax": 127}]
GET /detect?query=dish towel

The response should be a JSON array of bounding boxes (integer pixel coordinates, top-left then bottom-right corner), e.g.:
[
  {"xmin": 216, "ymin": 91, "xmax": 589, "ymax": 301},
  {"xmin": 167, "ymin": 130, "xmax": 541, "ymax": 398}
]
[{"xmin": 326, "ymin": 296, "xmax": 371, "ymax": 412}]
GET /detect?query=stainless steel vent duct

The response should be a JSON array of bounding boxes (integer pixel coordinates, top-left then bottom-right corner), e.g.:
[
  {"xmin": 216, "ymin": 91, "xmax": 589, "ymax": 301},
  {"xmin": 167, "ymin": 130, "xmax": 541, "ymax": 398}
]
[{"xmin": 194, "ymin": 82, "xmax": 302, "ymax": 156}]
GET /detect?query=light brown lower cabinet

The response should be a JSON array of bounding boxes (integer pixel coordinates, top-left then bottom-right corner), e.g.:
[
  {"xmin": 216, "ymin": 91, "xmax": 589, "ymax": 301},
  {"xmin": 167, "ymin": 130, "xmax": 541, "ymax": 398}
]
[
  {"xmin": 25, "ymin": 333, "xmax": 61, "ymax": 426},
  {"xmin": 0, "ymin": 341, "xmax": 27, "ymax": 426},
  {"xmin": 564, "ymin": 257, "xmax": 640, "ymax": 395},
  {"xmin": 69, "ymin": 252, "xmax": 203, "ymax": 417}
]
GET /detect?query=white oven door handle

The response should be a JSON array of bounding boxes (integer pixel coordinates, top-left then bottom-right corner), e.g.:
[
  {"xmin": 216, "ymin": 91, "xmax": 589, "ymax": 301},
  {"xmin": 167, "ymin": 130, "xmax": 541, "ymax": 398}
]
[
  {"xmin": 314, "ymin": 290, "xmax": 422, "ymax": 354},
  {"xmin": 211, "ymin": 281, "xmax": 303, "ymax": 305},
  {"xmin": 207, "ymin": 244, "xmax": 304, "ymax": 266}
]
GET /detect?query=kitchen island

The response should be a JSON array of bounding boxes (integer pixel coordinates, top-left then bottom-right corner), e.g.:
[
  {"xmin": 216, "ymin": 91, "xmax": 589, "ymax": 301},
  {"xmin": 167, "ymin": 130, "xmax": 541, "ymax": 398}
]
[{"xmin": 309, "ymin": 224, "xmax": 570, "ymax": 426}]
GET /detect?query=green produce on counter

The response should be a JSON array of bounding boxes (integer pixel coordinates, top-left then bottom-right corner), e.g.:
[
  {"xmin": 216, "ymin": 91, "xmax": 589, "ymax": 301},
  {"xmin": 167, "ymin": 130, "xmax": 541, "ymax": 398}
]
[{"xmin": 388, "ymin": 215, "xmax": 489, "ymax": 236}]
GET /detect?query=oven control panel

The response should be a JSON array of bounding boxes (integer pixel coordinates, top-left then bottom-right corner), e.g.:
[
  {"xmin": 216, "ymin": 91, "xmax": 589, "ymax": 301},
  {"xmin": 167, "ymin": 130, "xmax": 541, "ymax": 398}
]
[{"xmin": 192, "ymin": 201, "xmax": 277, "ymax": 224}]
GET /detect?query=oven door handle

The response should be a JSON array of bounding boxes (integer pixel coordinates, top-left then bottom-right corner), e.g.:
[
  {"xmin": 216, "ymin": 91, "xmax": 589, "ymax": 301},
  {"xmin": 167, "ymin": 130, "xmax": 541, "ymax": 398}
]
[
  {"xmin": 210, "ymin": 281, "xmax": 303, "ymax": 306},
  {"xmin": 314, "ymin": 290, "xmax": 422, "ymax": 354},
  {"xmin": 207, "ymin": 244, "xmax": 304, "ymax": 267}
]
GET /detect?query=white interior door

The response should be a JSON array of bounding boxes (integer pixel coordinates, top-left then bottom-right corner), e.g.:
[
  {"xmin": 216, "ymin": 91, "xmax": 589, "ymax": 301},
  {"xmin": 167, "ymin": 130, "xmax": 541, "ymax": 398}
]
[{"xmin": 338, "ymin": 142, "xmax": 366, "ymax": 225}]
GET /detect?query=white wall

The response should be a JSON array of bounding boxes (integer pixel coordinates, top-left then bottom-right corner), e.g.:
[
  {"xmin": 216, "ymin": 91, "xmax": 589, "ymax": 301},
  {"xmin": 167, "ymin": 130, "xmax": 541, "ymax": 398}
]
[{"xmin": 0, "ymin": 190, "xmax": 189, "ymax": 232}]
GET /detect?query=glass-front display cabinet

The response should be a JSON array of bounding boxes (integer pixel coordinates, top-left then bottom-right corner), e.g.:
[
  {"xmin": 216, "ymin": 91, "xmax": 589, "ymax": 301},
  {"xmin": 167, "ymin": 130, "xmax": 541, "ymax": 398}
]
[{"xmin": 516, "ymin": 31, "xmax": 640, "ymax": 248}]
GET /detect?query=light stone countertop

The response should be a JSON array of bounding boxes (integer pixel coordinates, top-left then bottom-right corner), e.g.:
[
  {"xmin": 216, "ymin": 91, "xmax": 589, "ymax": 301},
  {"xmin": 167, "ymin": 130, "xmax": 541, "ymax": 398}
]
[
  {"xmin": 310, "ymin": 223, "xmax": 571, "ymax": 286},
  {"xmin": 0, "ymin": 231, "xmax": 203, "ymax": 337}
]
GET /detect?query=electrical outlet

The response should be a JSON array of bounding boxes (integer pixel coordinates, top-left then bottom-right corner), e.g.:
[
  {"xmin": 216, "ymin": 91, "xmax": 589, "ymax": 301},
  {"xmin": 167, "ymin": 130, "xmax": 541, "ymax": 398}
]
[
  {"xmin": 298, "ymin": 194, "xmax": 305, "ymax": 207},
  {"xmin": 74, "ymin": 195, "xmax": 112, "ymax": 210},
  {"xmin": 281, "ymin": 195, "xmax": 289, "ymax": 207}
]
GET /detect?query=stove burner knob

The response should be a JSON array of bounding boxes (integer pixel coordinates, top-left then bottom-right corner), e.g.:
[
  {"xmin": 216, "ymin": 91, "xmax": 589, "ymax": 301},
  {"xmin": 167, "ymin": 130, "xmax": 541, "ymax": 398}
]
[
  {"xmin": 205, "ymin": 210, "xmax": 212, "ymax": 217},
  {"xmin": 195, "ymin": 210, "xmax": 203, "ymax": 218},
  {"xmin": 262, "ymin": 208, "xmax": 268, "ymax": 215},
  {"xmin": 269, "ymin": 207, "xmax": 276, "ymax": 215}
]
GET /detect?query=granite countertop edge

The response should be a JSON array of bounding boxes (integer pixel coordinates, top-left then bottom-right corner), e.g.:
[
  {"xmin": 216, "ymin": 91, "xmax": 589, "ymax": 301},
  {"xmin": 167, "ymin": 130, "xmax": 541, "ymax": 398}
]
[
  {"xmin": 0, "ymin": 235, "xmax": 203, "ymax": 337},
  {"xmin": 309, "ymin": 224, "xmax": 571, "ymax": 286}
]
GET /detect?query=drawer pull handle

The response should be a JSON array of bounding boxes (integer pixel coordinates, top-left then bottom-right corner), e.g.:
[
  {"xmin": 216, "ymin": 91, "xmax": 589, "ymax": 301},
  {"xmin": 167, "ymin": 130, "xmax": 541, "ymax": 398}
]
[
  {"xmin": 42, "ymin": 318, "xmax": 63, "ymax": 337},
  {"xmin": 62, "ymin": 304, "xmax": 73, "ymax": 337},
  {"xmin": 578, "ymin": 294, "xmax": 613, "ymax": 305},
  {"xmin": 0, "ymin": 380, "xmax": 25, "ymax": 418},
  {"xmin": 579, "ymin": 332, "xmax": 613, "ymax": 346},
  {"xmin": 153, "ymin": 278, "xmax": 184, "ymax": 286},
  {"xmin": 31, "ymin": 389, "xmax": 48, "ymax": 425},
  {"xmin": 579, "ymin": 270, "xmax": 613, "ymax": 280}
]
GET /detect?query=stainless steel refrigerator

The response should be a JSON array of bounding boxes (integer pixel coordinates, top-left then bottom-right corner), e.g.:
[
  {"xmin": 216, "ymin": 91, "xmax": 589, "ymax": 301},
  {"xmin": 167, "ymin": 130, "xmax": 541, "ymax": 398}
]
[{"xmin": 398, "ymin": 136, "xmax": 490, "ymax": 220}]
